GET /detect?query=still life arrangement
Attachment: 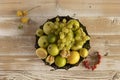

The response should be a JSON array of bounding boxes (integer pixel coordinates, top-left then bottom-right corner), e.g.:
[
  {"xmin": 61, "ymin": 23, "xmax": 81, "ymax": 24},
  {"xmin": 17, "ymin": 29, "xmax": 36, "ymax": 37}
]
[
  {"xmin": 16, "ymin": 8, "xmax": 101, "ymax": 70},
  {"xmin": 34, "ymin": 16, "xmax": 101, "ymax": 70}
]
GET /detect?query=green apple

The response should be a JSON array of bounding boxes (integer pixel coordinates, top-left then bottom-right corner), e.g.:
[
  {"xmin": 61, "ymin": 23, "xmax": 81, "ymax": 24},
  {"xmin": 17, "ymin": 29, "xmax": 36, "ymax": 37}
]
[
  {"xmin": 36, "ymin": 29, "xmax": 43, "ymax": 37},
  {"xmin": 55, "ymin": 56, "xmax": 66, "ymax": 67},
  {"xmin": 43, "ymin": 21, "xmax": 54, "ymax": 34},
  {"xmin": 38, "ymin": 36, "xmax": 49, "ymax": 48},
  {"xmin": 47, "ymin": 44, "xmax": 59, "ymax": 56}
]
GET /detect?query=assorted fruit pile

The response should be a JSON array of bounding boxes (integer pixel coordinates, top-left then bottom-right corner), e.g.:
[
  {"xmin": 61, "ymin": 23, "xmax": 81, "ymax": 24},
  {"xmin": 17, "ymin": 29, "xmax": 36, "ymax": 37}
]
[{"xmin": 35, "ymin": 16, "xmax": 90, "ymax": 69}]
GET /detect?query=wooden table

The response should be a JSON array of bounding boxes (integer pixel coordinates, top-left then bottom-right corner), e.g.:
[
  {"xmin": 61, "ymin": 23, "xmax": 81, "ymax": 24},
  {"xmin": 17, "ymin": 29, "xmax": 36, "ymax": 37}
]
[{"xmin": 0, "ymin": 0, "xmax": 120, "ymax": 80}]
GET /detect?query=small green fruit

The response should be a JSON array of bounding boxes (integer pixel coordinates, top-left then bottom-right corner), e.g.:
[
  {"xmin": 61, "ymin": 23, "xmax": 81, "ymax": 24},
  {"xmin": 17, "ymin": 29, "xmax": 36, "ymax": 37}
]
[
  {"xmin": 38, "ymin": 36, "xmax": 49, "ymax": 48},
  {"xmin": 36, "ymin": 29, "xmax": 43, "ymax": 37},
  {"xmin": 55, "ymin": 56, "xmax": 66, "ymax": 67},
  {"xmin": 47, "ymin": 44, "xmax": 59, "ymax": 56},
  {"xmin": 79, "ymin": 48, "xmax": 88, "ymax": 58},
  {"xmin": 47, "ymin": 34, "xmax": 57, "ymax": 43}
]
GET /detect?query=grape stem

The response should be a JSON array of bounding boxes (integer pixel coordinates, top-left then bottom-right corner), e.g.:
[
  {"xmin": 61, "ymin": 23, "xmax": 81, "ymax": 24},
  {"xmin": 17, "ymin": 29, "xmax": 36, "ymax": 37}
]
[{"xmin": 27, "ymin": 6, "xmax": 41, "ymax": 13}]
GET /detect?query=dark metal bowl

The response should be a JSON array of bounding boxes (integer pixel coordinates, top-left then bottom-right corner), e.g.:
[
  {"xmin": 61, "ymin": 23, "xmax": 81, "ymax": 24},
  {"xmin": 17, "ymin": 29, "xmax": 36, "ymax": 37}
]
[{"xmin": 35, "ymin": 16, "xmax": 91, "ymax": 70}]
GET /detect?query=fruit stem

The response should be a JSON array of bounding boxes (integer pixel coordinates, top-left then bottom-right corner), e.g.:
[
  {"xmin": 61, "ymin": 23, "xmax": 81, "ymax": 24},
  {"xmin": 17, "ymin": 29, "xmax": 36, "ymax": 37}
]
[{"xmin": 27, "ymin": 6, "xmax": 41, "ymax": 12}]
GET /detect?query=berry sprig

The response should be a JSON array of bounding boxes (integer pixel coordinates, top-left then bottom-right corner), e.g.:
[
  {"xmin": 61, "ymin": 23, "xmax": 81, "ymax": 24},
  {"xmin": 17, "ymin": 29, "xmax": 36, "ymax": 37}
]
[
  {"xmin": 16, "ymin": 10, "xmax": 29, "ymax": 29},
  {"xmin": 82, "ymin": 51, "xmax": 101, "ymax": 71},
  {"xmin": 16, "ymin": 6, "xmax": 40, "ymax": 29}
]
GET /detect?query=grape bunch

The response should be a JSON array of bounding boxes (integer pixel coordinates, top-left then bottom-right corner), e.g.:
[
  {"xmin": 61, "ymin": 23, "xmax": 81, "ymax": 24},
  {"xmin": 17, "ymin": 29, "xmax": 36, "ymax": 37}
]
[{"xmin": 35, "ymin": 16, "xmax": 90, "ymax": 69}]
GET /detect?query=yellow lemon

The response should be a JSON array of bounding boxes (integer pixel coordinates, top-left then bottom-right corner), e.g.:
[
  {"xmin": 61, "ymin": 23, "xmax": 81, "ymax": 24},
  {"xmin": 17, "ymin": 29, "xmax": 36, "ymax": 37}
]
[
  {"xmin": 79, "ymin": 48, "xmax": 88, "ymax": 58},
  {"xmin": 36, "ymin": 48, "xmax": 48, "ymax": 59},
  {"xmin": 67, "ymin": 51, "xmax": 80, "ymax": 64}
]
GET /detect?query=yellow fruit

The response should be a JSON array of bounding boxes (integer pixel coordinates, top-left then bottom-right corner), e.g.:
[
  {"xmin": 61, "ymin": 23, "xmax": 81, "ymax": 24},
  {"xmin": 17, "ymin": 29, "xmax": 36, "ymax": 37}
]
[
  {"xmin": 36, "ymin": 48, "xmax": 48, "ymax": 59},
  {"xmin": 46, "ymin": 55, "xmax": 55, "ymax": 65},
  {"xmin": 16, "ymin": 10, "xmax": 23, "ymax": 17},
  {"xmin": 21, "ymin": 17, "xmax": 29, "ymax": 23},
  {"xmin": 17, "ymin": 10, "xmax": 28, "ymax": 17},
  {"xmin": 79, "ymin": 48, "xmax": 88, "ymax": 58},
  {"xmin": 23, "ymin": 10, "xmax": 28, "ymax": 16},
  {"xmin": 67, "ymin": 51, "xmax": 80, "ymax": 64}
]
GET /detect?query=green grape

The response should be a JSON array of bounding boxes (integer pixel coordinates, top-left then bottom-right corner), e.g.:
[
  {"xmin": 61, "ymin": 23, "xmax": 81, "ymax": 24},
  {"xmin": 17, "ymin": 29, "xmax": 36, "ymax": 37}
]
[
  {"xmin": 59, "ymin": 32, "xmax": 65, "ymax": 38},
  {"xmin": 75, "ymin": 28, "xmax": 82, "ymax": 35},
  {"xmin": 67, "ymin": 24, "xmax": 72, "ymax": 29},
  {"xmin": 76, "ymin": 40, "xmax": 84, "ymax": 46},
  {"xmin": 55, "ymin": 31, "xmax": 59, "ymax": 35},
  {"xmin": 58, "ymin": 44, "xmax": 64, "ymax": 50},
  {"xmin": 55, "ymin": 28, "xmax": 61, "ymax": 35},
  {"xmin": 66, "ymin": 44, "xmax": 72, "ymax": 50},
  {"xmin": 55, "ymin": 21, "xmax": 59, "ymax": 26},
  {"xmin": 81, "ymin": 31, "xmax": 86, "ymax": 37},
  {"xmin": 60, "ymin": 23, "xmax": 65, "ymax": 28},
  {"xmin": 60, "ymin": 33, "xmax": 65, "ymax": 39},
  {"xmin": 62, "ymin": 18, "xmax": 67, "ymax": 23},
  {"xmin": 61, "ymin": 43, "xmax": 65, "ymax": 48},
  {"xmin": 61, "ymin": 38, "xmax": 66, "ymax": 43},
  {"xmin": 84, "ymin": 36, "xmax": 90, "ymax": 41},
  {"xmin": 57, "ymin": 39, "xmax": 62, "ymax": 44},
  {"xmin": 62, "ymin": 27, "xmax": 69, "ymax": 33},
  {"xmin": 56, "ymin": 17, "xmax": 60, "ymax": 22},
  {"xmin": 75, "ymin": 36, "xmax": 81, "ymax": 40},
  {"xmin": 54, "ymin": 25, "xmax": 58, "ymax": 29},
  {"xmin": 65, "ymin": 41, "xmax": 71, "ymax": 47},
  {"xmin": 72, "ymin": 25, "xmax": 79, "ymax": 31},
  {"xmin": 64, "ymin": 28, "xmax": 69, "ymax": 33},
  {"xmin": 67, "ymin": 19, "xmax": 80, "ymax": 31},
  {"xmin": 66, "ymin": 35, "xmax": 73, "ymax": 41},
  {"xmin": 71, "ymin": 38, "xmax": 75, "ymax": 42},
  {"xmin": 67, "ymin": 30, "xmax": 74, "ymax": 37},
  {"xmin": 71, "ymin": 41, "xmax": 75, "ymax": 46}
]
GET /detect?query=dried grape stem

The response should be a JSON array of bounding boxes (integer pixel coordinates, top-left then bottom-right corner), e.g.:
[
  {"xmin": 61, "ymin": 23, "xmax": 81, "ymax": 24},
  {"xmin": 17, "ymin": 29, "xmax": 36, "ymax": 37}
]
[{"xmin": 27, "ymin": 6, "xmax": 41, "ymax": 12}]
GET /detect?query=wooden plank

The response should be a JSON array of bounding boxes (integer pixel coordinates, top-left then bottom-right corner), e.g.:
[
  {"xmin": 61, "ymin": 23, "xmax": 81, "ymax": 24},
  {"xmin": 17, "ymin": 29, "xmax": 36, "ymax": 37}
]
[
  {"xmin": 58, "ymin": 0, "xmax": 120, "ymax": 16},
  {"xmin": 0, "ymin": 36, "xmax": 35, "ymax": 55},
  {"xmin": 0, "ymin": 17, "xmax": 120, "ymax": 36},
  {"xmin": 0, "ymin": 70, "xmax": 118, "ymax": 80},
  {"xmin": 0, "ymin": 35, "xmax": 119, "ymax": 55},
  {"xmin": 0, "ymin": 0, "xmax": 57, "ymax": 16},
  {"xmin": 0, "ymin": 53, "xmax": 120, "ymax": 70}
]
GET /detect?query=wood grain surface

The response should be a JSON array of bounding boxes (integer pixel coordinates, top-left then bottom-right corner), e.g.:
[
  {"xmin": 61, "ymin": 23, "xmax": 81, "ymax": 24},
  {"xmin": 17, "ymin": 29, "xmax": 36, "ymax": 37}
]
[{"xmin": 0, "ymin": 0, "xmax": 120, "ymax": 80}]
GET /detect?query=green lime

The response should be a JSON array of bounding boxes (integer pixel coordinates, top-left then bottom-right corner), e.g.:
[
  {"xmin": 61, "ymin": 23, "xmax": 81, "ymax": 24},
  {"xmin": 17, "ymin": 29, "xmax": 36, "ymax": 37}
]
[
  {"xmin": 47, "ymin": 44, "xmax": 59, "ymax": 56},
  {"xmin": 47, "ymin": 34, "xmax": 57, "ymax": 43},
  {"xmin": 55, "ymin": 56, "xmax": 66, "ymax": 67}
]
